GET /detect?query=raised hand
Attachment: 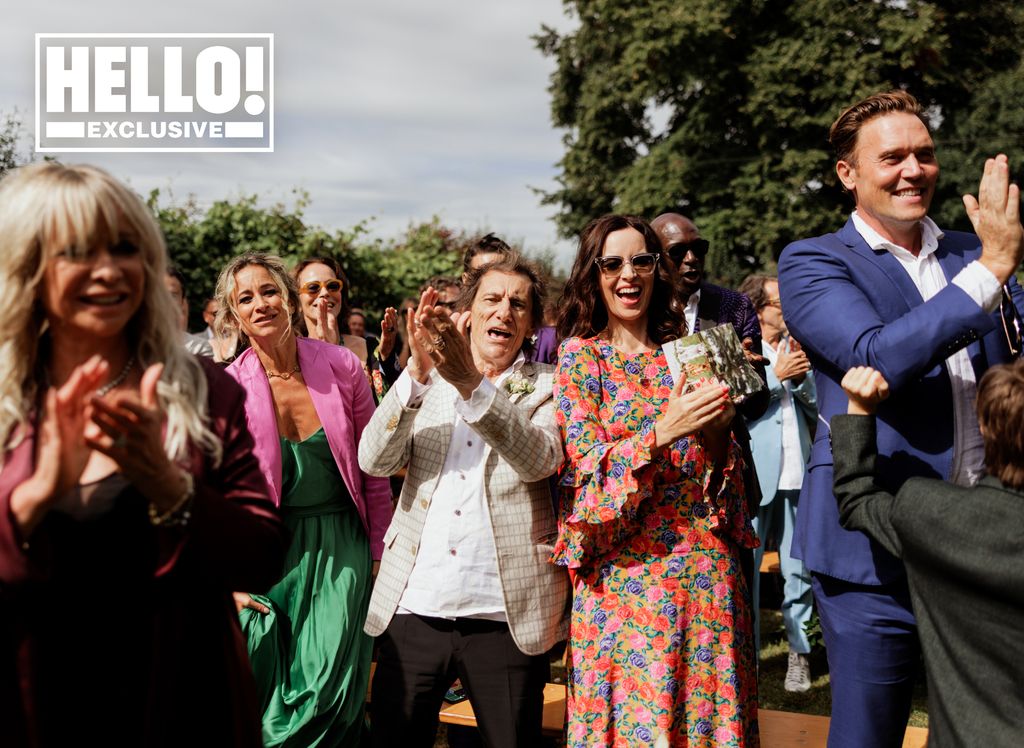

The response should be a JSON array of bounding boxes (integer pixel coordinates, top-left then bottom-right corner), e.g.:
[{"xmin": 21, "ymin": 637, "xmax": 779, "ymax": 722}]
[
  {"xmin": 379, "ymin": 306, "xmax": 398, "ymax": 359},
  {"xmin": 962, "ymin": 154, "xmax": 1024, "ymax": 284},
  {"xmin": 655, "ymin": 370, "xmax": 732, "ymax": 448},
  {"xmin": 86, "ymin": 363, "xmax": 188, "ymax": 513},
  {"xmin": 774, "ymin": 340, "xmax": 811, "ymax": 383},
  {"xmin": 418, "ymin": 305, "xmax": 481, "ymax": 399},
  {"xmin": 9, "ymin": 356, "xmax": 110, "ymax": 534},
  {"xmin": 406, "ymin": 288, "xmax": 439, "ymax": 384},
  {"xmin": 841, "ymin": 366, "xmax": 890, "ymax": 416},
  {"xmin": 309, "ymin": 297, "xmax": 341, "ymax": 344}
]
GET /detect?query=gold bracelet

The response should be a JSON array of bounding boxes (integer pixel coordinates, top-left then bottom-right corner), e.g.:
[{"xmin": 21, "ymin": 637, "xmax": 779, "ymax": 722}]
[{"xmin": 148, "ymin": 470, "xmax": 195, "ymax": 528}]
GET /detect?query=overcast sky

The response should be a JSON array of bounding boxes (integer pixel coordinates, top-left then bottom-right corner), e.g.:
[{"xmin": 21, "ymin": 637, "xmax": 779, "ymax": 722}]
[{"xmin": 2, "ymin": 1, "xmax": 578, "ymax": 265}]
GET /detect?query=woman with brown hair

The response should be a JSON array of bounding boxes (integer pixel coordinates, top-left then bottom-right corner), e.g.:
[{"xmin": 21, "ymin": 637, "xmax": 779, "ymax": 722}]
[
  {"xmin": 293, "ymin": 256, "xmax": 400, "ymax": 402},
  {"xmin": 553, "ymin": 215, "xmax": 759, "ymax": 746},
  {"xmin": 0, "ymin": 162, "xmax": 287, "ymax": 747}
]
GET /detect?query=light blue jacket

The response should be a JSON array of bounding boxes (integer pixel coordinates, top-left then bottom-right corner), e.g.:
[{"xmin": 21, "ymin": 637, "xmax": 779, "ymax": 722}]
[{"xmin": 746, "ymin": 340, "xmax": 816, "ymax": 505}]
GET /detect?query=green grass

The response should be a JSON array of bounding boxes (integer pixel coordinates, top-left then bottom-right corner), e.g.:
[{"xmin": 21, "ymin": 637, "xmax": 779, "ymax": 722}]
[{"xmin": 758, "ymin": 610, "xmax": 929, "ymax": 729}]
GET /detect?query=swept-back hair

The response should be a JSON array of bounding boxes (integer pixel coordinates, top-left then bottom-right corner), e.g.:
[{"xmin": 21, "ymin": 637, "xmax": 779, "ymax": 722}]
[
  {"xmin": 0, "ymin": 162, "xmax": 220, "ymax": 464},
  {"xmin": 215, "ymin": 252, "xmax": 302, "ymax": 358},
  {"xmin": 830, "ymin": 90, "xmax": 927, "ymax": 165},
  {"xmin": 556, "ymin": 214, "xmax": 683, "ymax": 343}
]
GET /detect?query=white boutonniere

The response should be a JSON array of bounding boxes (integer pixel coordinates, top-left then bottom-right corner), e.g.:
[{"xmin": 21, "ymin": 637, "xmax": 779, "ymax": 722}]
[{"xmin": 505, "ymin": 371, "xmax": 535, "ymax": 397}]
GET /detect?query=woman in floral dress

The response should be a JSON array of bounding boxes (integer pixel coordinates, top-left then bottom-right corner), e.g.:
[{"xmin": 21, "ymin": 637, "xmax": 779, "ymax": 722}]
[{"xmin": 553, "ymin": 215, "xmax": 759, "ymax": 747}]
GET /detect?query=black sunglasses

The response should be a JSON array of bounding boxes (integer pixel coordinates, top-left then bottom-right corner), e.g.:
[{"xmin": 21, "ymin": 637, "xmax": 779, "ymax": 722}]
[
  {"xmin": 667, "ymin": 239, "xmax": 710, "ymax": 264},
  {"xmin": 593, "ymin": 253, "xmax": 659, "ymax": 277}
]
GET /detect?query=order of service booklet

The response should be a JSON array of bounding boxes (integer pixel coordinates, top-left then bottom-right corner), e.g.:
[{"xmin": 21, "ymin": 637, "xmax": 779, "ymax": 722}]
[{"xmin": 662, "ymin": 323, "xmax": 765, "ymax": 403}]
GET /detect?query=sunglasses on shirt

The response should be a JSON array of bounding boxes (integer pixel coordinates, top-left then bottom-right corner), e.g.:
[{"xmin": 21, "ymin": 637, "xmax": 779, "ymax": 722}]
[
  {"xmin": 667, "ymin": 239, "xmax": 710, "ymax": 264},
  {"xmin": 300, "ymin": 279, "xmax": 344, "ymax": 295},
  {"xmin": 593, "ymin": 253, "xmax": 660, "ymax": 277}
]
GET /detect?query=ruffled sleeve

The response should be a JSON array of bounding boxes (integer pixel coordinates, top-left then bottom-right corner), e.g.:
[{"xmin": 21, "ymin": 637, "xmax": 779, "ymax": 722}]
[
  {"xmin": 551, "ymin": 337, "xmax": 757, "ymax": 570},
  {"xmin": 552, "ymin": 338, "xmax": 667, "ymax": 568}
]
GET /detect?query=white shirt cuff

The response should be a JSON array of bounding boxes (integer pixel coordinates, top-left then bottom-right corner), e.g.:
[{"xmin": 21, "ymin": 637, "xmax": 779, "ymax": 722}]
[
  {"xmin": 455, "ymin": 377, "xmax": 498, "ymax": 423},
  {"xmin": 395, "ymin": 368, "xmax": 432, "ymax": 408},
  {"xmin": 952, "ymin": 261, "xmax": 1002, "ymax": 313}
]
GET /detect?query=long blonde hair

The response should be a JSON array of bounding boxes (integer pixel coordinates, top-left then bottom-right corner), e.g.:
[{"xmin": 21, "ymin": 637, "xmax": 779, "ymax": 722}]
[
  {"xmin": 0, "ymin": 162, "xmax": 221, "ymax": 465},
  {"xmin": 214, "ymin": 251, "xmax": 302, "ymax": 358}
]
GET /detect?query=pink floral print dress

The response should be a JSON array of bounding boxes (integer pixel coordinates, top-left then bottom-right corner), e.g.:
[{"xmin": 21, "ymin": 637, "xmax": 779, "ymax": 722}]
[{"xmin": 553, "ymin": 337, "xmax": 759, "ymax": 747}]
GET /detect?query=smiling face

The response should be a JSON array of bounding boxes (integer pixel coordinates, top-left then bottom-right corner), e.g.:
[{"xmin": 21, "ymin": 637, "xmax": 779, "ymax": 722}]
[
  {"xmin": 836, "ymin": 112, "xmax": 938, "ymax": 247},
  {"xmin": 232, "ymin": 264, "xmax": 290, "ymax": 343},
  {"xmin": 296, "ymin": 261, "xmax": 344, "ymax": 324},
  {"xmin": 597, "ymin": 227, "xmax": 654, "ymax": 331},
  {"xmin": 468, "ymin": 270, "xmax": 534, "ymax": 373},
  {"xmin": 40, "ymin": 236, "xmax": 145, "ymax": 344}
]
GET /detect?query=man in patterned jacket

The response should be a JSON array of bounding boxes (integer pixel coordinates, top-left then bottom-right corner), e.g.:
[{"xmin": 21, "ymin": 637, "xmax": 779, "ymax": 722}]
[{"xmin": 359, "ymin": 253, "xmax": 569, "ymax": 748}]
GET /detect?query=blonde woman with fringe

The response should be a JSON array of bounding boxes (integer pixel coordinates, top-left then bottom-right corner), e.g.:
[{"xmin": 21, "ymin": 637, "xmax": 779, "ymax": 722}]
[
  {"xmin": 217, "ymin": 252, "xmax": 392, "ymax": 748},
  {"xmin": 0, "ymin": 162, "xmax": 288, "ymax": 748}
]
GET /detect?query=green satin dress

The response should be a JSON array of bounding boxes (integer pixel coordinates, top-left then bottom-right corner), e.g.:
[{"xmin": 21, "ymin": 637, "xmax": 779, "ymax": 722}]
[{"xmin": 240, "ymin": 427, "xmax": 373, "ymax": 747}]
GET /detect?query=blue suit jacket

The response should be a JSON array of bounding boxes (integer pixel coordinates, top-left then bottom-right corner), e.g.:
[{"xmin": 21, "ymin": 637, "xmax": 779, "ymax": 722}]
[
  {"xmin": 778, "ymin": 218, "xmax": 1024, "ymax": 584},
  {"xmin": 746, "ymin": 340, "xmax": 817, "ymax": 504}
]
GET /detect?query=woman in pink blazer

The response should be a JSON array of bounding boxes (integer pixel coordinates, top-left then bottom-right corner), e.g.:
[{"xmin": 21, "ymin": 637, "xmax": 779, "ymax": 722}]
[{"xmin": 217, "ymin": 252, "xmax": 392, "ymax": 748}]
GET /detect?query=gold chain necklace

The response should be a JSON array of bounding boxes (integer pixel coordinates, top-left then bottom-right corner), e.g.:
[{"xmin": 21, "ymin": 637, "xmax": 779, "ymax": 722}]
[{"xmin": 265, "ymin": 364, "xmax": 300, "ymax": 380}]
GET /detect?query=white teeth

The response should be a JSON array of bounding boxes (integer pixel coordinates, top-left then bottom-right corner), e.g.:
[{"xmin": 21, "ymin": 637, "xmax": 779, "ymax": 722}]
[
  {"xmin": 895, "ymin": 189, "xmax": 921, "ymax": 197},
  {"xmin": 83, "ymin": 295, "xmax": 123, "ymax": 305}
]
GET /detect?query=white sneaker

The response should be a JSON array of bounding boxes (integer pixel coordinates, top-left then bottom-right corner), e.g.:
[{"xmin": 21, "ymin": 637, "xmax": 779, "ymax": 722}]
[{"xmin": 784, "ymin": 651, "xmax": 811, "ymax": 693}]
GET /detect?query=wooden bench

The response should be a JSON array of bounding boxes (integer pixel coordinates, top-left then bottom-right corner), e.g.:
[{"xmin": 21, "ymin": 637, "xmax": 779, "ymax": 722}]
[
  {"xmin": 760, "ymin": 550, "xmax": 781, "ymax": 574},
  {"xmin": 437, "ymin": 682, "xmax": 930, "ymax": 747}
]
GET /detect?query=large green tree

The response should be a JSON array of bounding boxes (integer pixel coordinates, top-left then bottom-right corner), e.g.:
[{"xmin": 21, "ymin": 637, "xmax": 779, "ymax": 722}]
[{"xmin": 537, "ymin": 0, "xmax": 1024, "ymax": 284}]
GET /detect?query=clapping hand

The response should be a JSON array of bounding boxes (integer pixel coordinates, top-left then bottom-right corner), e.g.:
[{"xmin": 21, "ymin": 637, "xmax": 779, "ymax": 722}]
[
  {"xmin": 841, "ymin": 366, "xmax": 890, "ymax": 416},
  {"xmin": 655, "ymin": 370, "xmax": 732, "ymax": 449},
  {"xmin": 963, "ymin": 154, "xmax": 1024, "ymax": 284},
  {"xmin": 309, "ymin": 297, "xmax": 341, "ymax": 345},
  {"xmin": 86, "ymin": 363, "xmax": 189, "ymax": 513},
  {"xmin": 774, "ymin": 338, "xmax": 811, "ymax": 383},
  {"xmin": 10, "ymin": 356, "xmax": 110, "ymax": 534},
  {"xmin": 379, "ymin": 307, "xmax": 398, "ymax": 359},
  {"xmin": 417, "ymin": 299, "xmax": 482, "ymax": 399}
]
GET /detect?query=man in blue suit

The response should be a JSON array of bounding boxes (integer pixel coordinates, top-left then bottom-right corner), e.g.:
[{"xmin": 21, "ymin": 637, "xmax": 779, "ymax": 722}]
[
  {"xmin": 738, "ymin": 274, "xmax": 816, "ymax": 693},
  {"xmin": 778, "ymin": 90, "xmax": 1024, "ymax": 747}
]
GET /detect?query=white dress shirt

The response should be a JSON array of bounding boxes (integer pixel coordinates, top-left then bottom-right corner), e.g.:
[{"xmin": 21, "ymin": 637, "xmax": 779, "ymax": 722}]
[
  {"xmin": 851, "ymin": 212, "xmax": 1001, "ymax": 485},
  {"xmin": 763, "ymin": 340, "xmax": 806, "ymax": 491},
  {"xmin": 684, "ymin": 289, "xmax": 700, "ymax": 335},
  {"xmin": 393, "ymin": 353, "xmax": 528, "ymax": 621}
]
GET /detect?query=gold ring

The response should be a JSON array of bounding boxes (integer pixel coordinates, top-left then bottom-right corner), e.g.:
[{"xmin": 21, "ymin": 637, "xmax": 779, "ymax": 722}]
[{"xmin": 432, "ymin": 335, "xmax": 446, "ymax": 350}]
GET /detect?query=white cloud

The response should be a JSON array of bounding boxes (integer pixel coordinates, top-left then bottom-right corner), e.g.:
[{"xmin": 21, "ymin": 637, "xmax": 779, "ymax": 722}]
[{"xmin": 1, "ymin": 0, "xmax": 579, "ymax": 266}]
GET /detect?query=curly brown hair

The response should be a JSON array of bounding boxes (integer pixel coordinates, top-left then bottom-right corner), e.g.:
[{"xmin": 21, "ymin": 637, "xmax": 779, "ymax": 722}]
[{"xmin": 556, "ymin": 215, "xmax": 683, "ymax": 344}]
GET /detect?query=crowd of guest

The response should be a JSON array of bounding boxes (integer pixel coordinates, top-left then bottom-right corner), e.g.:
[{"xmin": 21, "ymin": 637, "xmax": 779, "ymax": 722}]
[{"xmin": 1, "ymin": 87, "xmax": 1023, "ymax": 748}]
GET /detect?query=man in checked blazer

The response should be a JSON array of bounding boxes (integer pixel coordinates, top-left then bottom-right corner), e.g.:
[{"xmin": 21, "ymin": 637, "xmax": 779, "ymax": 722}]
[{"xmin": 359, "ymin": 254, "xmax": 569, "ymax": 748}]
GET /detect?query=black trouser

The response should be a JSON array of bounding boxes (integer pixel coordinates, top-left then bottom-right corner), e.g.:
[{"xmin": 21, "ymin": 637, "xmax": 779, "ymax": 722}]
[{"xmin": 370, "ymin": 614, "xmax": 549, "ymax": 748}]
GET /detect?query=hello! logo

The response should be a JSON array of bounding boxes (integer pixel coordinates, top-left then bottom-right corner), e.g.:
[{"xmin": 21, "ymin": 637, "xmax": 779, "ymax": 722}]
[{"xmin": 36, "ymin": 33, "xmax": 273, "ymax": 152}]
